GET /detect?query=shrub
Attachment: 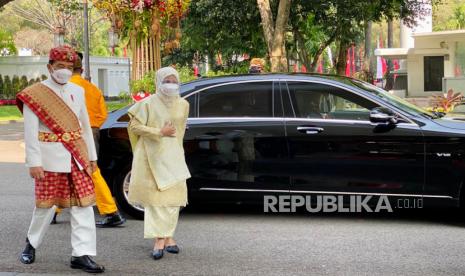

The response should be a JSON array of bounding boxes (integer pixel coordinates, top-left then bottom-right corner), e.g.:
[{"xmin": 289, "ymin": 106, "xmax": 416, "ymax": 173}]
[
  {"xmin": 3, "ymin": 76, "xmax": 12, "ymax": 99},
  {"xmin": 429, "ymin": 89, "xmax": 463, "ymax": 113},
  {"xmin": 178, "ymin": 66, "xmax": 196, "ymax": 83},
  {"xmin": 12, "ymin": 75, "xmax": 20, "ymax": 97},
  {"xmin": 0, "ymin": 74, "xmax": 3, "ymax": 98},
  {"xmin": 118, "ymin": 91, "xmax": 132, "ymax": 103},
  {"xmin": 20, "ymin": 76, "xmax": 28, "ymax": 91},
  {"xmin": 130, "ymin": 71, "xmax": 156, "ymax": 94}
]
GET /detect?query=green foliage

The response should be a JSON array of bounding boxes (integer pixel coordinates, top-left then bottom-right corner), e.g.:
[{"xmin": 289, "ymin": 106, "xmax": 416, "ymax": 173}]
[
  {"xmin": 435, "ymin": 1, "xmax": 465, "ymax": 31},
  {"xmin": 453, "ymin": 4, "xmax": 465, "ymax": 29},
  {"xmin": 130, "ymin": 71, "xmax": 156, "ymax": 93},
  {"xmin": 0, "ymin": 74, "xmax": 48, "ymax": 99},
  {"xmin": 18, "ymin": 76, "xmax": 29, "ymax": 94},
  {"xmin": 177, "ymin": 66, "xmax": 197, "ymax": 83},
  {"xmin": 130, "ymin": 66, "xmax": 198, "ymax": 93},
  {"xmin": 11, "ymin": 75, "xmax": 20, "ymax": 96},
  {"xmin": 0, "ymin": 29, "xmax": 17, "ymax": 56},
  {"xmin": 3, "ymin": 76, "xmax": 11, "ymax": 99},
  {"xmin": 117, "ymin": 91, "xmax": 132, "ymax": 103},
  {"xmin": 176, "ymin": 0, "xmax": 266, "ymax": 66}
]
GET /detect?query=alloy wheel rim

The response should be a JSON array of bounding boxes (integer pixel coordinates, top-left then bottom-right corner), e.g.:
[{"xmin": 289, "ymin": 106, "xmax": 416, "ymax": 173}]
[{"xmin": 123, "ymin": 171, "xmax": 144, "ymax": 212}]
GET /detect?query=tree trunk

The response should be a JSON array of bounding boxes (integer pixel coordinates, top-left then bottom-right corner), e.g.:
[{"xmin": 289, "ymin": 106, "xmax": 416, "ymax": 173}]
[
  {"xmin": 385, "ymin": 18, "xmax": 395, "ymax": 90},
  {"xmin": 387, "ymin": 19, "xmax": 394, "ymax": 48},
  {"xmin": 309, "ymin": 30, "xmax": 338, "ymax": 72},
  {"xmin": 294, "ymin": 29, "xmax": 312, "ymax": 70},
  {"xmin": 270, "ymin": 0, "xmax": 291, "ymax": 72},
  {"xmin": 364, "ymin": 21, "xmax": 372, "ymax": 59},
  {"xmin": 364, "ymin": 21, "xmax": 373, "ymax": 75},
  {"xmin": 256, "ymin": 0, "xmax": 274, "ymax": 59},
  {"xmin": 387, "ymin": 18, "xmax": 394, "ymax": 71},
  {"xmin": 257, "ymin": 0, "xmax": 291, "ymax": 72},
  {"xmin": 336, "ymin": 40, "xmax": 349, "ymax": 76}
]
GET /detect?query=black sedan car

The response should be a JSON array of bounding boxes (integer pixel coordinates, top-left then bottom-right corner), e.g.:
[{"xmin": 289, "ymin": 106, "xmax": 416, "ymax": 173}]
[{"xmin": 98, "ymin": 73, "xmax": 465, "ymax": 218}]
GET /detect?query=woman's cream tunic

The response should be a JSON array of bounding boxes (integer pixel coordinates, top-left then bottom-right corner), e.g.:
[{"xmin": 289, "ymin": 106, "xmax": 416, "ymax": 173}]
[{"xmin": 127, "ymin": 94, "xmax": 190, "ymax": 207}]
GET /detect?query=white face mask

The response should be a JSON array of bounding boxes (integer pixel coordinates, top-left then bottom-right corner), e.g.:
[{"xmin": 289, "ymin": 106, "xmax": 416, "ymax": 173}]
[
  {"xmin": 160, "ymin": 83, "xmax": 180, "ymax": 97},
  {"xmin": 51, "ymin": 68, "xmax": 72, "ymax": 84}
]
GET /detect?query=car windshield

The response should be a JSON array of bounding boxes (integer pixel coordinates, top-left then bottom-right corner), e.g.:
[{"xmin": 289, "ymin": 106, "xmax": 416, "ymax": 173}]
[{"xmin": 349, "ymin": 79, "xmax": 439, "ymax": 119}]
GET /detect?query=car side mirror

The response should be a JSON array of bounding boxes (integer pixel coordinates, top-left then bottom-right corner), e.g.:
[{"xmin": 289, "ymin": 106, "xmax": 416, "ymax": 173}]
[{"xmin": 370, "ymin": 107, "xmax": 397, "ymax": 124}]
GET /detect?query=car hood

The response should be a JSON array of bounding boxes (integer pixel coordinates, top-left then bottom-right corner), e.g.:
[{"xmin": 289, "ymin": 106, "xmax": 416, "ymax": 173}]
[
  {"xmin": 433, "ymin": 118, "xmax": 465, "ymax": 131},
  {"xmin": 443, "ymin": 113, "xmax": 465, "ymax": 121}
]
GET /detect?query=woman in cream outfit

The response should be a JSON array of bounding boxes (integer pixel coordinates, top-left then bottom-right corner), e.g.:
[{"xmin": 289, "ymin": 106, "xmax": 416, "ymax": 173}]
[{"xmin": 127, "ymin": 66, "xmax": 190, "ymax": 260}]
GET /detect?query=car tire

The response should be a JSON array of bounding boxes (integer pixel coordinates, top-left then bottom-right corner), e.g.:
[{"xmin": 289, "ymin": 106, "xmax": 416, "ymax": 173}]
[{"xmin": 114, "ymin": 164, "xmax": 144, "ymax": 220}]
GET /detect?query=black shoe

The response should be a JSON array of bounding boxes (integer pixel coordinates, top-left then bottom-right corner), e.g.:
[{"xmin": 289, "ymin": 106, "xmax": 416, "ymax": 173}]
[
  {"xmin": 165, "ymin": 245, "xmax": 180, "ymax": 254},
  {"xmin": 96, "ymin": 212, "xmax": 126, "ymax": 228},
  {"xmin": 70, "ymin": 255, "xmax": 105, "ymax": 273},
  {"xmin": 152, "ymin": 249, "xmax": 164, "ymax": 260},
  {"xmin": 19, "ymin": 238, "xmax": 35, "ymax": 264},
  {"xmin": 50, "ymin": 212, "xmax": 58, "ymax": 225}
]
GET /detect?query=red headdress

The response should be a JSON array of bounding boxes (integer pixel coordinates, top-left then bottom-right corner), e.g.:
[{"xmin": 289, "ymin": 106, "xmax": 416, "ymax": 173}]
[{"xmin": 49, "ymin": 45, "xmax": 77, "ymax": 63}]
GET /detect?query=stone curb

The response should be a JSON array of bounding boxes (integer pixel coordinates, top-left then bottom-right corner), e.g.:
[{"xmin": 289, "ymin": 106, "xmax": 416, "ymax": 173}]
[{"xmin": 0, "ymin": 119, "xmax": 24, "ymax": 124}]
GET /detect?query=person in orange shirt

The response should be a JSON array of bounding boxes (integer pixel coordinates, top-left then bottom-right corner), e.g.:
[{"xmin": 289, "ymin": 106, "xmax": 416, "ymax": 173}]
[{"xmin": 53, "ymin": 53, "xmax": 126, "ymax": 228}]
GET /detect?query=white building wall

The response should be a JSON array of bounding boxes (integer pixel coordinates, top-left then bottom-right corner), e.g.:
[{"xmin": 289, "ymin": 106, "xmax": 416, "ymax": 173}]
[
  {"xmin": 407, "ymin": 35, "xmax": 458, "ymax": 96},
  {"xmin": 0, "ymin": 56, "xmax": 130, "ymax": 97}
]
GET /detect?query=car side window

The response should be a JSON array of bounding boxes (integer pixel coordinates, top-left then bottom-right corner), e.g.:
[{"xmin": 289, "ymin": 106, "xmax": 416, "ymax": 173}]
[
  {"xmin": 287, "ymin": 82, "xmax": 378, "ymax": 121},
  {"xmin": 198, "ymin": 82, "xmax": 273, "ymax": 117},
  {"xmin": 117, "ymin": 113, "xmax": 130, "ymax": 122}
]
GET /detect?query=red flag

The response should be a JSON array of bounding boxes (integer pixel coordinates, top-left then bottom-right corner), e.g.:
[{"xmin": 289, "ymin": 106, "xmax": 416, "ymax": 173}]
[
  {"xmin": 393, "ymin": 59, "xmax": 399, "ymax": 81},
  {"xmin": 345, "ymin": 48, "xmax": 351, "ymax": 77},
  {"xmin": 351, "ymin": 45, "xmax": 355, "ymax": 75},
  {"xmin": 379, "ymin": 35, "xmax": 387, "ymax": 76}
]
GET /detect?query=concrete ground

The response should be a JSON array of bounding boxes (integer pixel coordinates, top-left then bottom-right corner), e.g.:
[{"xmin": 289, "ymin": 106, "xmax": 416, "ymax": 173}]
[{"xmin": 1, "ymin": 122, "xmax": 464, "ymax": 276}]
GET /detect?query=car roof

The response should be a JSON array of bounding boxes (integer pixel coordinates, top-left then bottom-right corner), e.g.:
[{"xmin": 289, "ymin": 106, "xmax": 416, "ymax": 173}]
[{"xmin": 180, "ymin": 73, "xmax": 357, "ymax": 95}]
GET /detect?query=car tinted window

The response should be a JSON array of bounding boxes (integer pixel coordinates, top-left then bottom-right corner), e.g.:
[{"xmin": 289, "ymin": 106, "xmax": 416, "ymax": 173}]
[
  {"xmin": 199, "ymin": 82, "xmax": 273, "ymax": 117},
  {"xmin": 117, "ymin": 113, "xmax": 130, "ymax": 122},
  {"xmin": 287, "ymin": 82, "xmax": 378, "ymax": 121}
]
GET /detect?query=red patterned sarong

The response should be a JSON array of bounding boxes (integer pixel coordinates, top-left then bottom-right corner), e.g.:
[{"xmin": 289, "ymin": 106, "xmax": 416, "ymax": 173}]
[
  {"xmin": 16, "ymin": 83, "xmax": 96, "ymax": 208},
  {"xmin": 35, "ymin": 160, "xmax": 95, "ymax": 208}
]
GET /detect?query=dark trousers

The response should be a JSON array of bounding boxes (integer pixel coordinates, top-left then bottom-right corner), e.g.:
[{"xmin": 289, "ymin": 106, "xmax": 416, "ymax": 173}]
[{"xmin": 92, "ymin": 127, "xmax": 100, "ymax": 158}]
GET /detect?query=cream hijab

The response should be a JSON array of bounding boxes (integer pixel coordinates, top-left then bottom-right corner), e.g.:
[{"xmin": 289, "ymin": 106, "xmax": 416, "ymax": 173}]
[
  {"xmin": 128, "ymin": 66, "xmax": 180, "ymax": 150},
  {"xmin": 156, "ymin": 66, "xmax": 180, "ymax": 106}
]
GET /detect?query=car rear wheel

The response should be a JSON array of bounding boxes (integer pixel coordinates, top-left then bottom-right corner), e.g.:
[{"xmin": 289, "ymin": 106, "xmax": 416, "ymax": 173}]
[{"xmin": 114, "ymin": 165, "xmax": 144, "ymax": 219}]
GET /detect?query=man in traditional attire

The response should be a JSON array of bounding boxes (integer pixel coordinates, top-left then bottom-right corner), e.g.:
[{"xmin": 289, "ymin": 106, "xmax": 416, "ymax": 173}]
[
  {"xmin": 17, "ymin": 45, "xmax": 105, "ymax": 273},
  {"xmin": 50, "ymin": 53, "xmax": 126, "ymax": 228}
]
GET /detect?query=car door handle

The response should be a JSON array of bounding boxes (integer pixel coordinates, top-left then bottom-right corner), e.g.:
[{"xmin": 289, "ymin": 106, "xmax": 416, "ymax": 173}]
[{"xmin": 297, "ymin": 126, "xmax": 324, "ymax": 135}]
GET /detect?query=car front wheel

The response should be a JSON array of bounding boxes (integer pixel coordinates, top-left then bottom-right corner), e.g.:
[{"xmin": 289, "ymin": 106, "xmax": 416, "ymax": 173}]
[{"xmin": 114, "ymin": 165, "xmax": 144, "ymax": 219}]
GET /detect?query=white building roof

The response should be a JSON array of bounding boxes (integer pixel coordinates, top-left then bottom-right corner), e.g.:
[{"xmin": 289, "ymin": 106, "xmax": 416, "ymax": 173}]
[
  {"xmin": 374, "ymin": 48, "xmax": 409, "ymax": 58},
  {"xmin": 412, "ymin": 29, "xmax": 465, "ymax": 40}
]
